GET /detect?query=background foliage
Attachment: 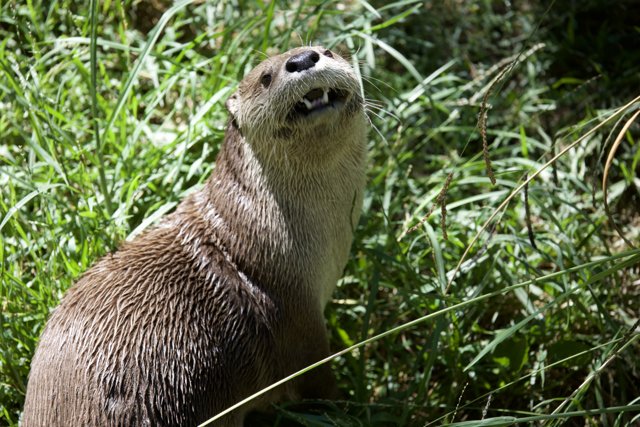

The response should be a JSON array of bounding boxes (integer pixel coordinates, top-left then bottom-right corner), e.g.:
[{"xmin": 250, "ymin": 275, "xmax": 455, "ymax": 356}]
[{"xmin": 1, "ymin": 0, "xmax": 639, "ymax": 425}]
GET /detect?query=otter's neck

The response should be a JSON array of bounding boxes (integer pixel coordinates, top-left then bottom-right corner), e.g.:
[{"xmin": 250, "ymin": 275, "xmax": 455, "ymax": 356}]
[{"xmin": 191, "ymin": 124, "xmax": 365, "ymax": 308}]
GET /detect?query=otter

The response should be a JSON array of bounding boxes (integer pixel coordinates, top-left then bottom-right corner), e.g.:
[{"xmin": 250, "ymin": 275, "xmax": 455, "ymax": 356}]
[{"xmin": 22, "ymin": 46, "xmax": 367, "ymax": 426}]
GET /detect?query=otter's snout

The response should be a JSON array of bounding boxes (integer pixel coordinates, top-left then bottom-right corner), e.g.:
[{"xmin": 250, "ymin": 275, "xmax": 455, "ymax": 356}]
[{"xmin": 286, "ymin": 50, "xmax": 320, "ymax": 73}]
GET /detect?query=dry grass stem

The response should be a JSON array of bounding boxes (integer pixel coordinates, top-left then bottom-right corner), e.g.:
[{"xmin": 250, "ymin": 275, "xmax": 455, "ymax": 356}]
[
  {"xmin": 602, "ymin": 108, "xmax": 640, "ymax": 249},
  {"xmin": 523, "ymin": 174, "xmax": 537, "ymax": 249},
  {"xmin": 402, "ymin": 172, "xmax": 454, "ymax": 239}
]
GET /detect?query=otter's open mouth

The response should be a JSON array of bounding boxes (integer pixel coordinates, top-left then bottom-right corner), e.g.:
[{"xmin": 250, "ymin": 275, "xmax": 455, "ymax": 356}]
[{"xmin": 291, "ymin": 87, "xmax": 350, "ymax": 117}]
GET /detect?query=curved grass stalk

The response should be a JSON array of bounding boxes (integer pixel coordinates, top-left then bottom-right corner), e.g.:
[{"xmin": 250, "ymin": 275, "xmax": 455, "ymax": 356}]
[{"xmin": 602, "ymin": 108, "xmax": 640, "ymax": 248}]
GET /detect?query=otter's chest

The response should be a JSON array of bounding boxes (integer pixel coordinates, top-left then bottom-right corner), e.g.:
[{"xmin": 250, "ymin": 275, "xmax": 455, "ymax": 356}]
[{"xmin": 278, "ymin": 188, "xmax": 363, "ymax": 307}]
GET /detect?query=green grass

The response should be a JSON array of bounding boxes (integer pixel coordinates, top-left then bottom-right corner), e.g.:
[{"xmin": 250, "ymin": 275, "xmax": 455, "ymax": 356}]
[{"xmin": 1, "ymin": 1, "xmax": 639, "ymax": 426}]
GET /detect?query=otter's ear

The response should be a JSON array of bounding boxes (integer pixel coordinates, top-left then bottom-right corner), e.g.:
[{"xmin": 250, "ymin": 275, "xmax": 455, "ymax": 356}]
[{"xmin": 225, "ymin": 92, "xmax": 240, "ymax": 119}]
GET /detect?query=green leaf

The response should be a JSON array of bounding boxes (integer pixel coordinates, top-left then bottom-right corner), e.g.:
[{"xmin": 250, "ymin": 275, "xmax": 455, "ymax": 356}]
[
  {"xmin": 493, "ymin": 335, "xmax": 529, "ymax": 372},
  {"xmin": 547, "ymin": 340, "xmax": 592, "ymax": 367}
]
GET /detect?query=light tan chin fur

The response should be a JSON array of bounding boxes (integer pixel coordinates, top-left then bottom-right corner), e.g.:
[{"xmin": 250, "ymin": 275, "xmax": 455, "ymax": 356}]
[{"xmin": 23, "ymin": 46, "xmax": 367, "ymax": 427}]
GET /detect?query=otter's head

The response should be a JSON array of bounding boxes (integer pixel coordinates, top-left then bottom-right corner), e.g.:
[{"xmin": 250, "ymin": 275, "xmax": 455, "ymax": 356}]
[{"xmin": 225, "ymin": 46, "xmax": 365, "ymax": 164}]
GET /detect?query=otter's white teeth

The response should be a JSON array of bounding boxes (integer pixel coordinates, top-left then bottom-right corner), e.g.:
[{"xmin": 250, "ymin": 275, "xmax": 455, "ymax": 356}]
[
  {"xmin": 321, "ymin": 89, "xmax": 329, "ymax": 104},
  {"xmin": 302, "ymin": 98, "xmax": 315, "ymax": 110},
  {"xmin": 302, "ymin": 88, "xmax": 330, "ymax": 110}
]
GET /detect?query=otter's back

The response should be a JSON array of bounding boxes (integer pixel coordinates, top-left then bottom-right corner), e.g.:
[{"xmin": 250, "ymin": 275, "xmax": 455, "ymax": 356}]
[{"xmin": 23, "ymin": 224, "xmax": 278, "ymax": 426}]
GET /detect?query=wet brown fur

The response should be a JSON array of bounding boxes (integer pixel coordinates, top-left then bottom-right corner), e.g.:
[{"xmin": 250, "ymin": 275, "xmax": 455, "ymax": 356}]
[{"xmin": 22, "ymin": 47, "xmax": 367, "ymax": 426}]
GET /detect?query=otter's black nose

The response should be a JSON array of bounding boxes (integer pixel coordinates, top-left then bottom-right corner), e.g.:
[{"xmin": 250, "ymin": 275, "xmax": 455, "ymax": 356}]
[{"xmin": 285, "ymin": 50, "xmax": 320, "ymax": 73}]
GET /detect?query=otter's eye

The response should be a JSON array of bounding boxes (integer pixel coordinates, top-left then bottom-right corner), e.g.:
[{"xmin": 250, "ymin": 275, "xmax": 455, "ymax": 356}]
[
  {"xmin": 323, "ymin": 49, "xmax": 333, "ymax": 58},
  {"xmin": 261, "ymin": 73, "xmax": 272, "ymax": 88}
]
